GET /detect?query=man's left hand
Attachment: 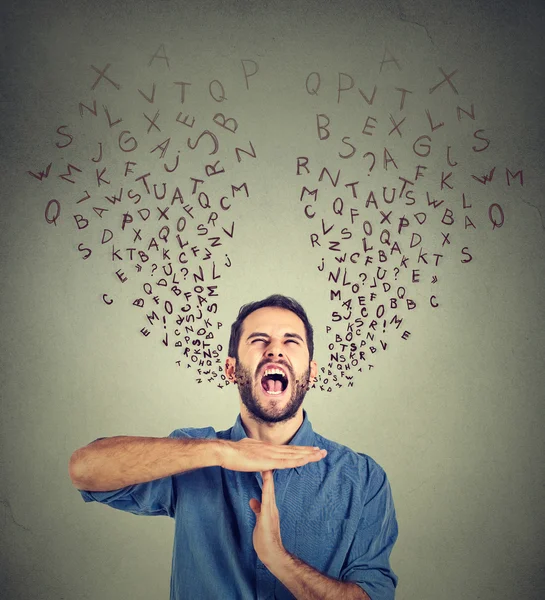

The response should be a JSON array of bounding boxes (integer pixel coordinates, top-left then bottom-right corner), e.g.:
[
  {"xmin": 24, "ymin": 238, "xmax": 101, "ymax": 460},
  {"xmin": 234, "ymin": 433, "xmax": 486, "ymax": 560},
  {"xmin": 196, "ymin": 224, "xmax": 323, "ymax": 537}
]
[{"xmin": 249, "ymin": 470, "xmax": 287, "ymax": 567}]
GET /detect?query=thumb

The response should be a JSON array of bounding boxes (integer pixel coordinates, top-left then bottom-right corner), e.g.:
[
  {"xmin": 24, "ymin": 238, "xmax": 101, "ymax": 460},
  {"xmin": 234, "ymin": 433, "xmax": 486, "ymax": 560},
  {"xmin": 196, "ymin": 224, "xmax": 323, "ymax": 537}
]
[{"xmin": 249, "ymin": 498, "xmax": 261, "ymax": 515}]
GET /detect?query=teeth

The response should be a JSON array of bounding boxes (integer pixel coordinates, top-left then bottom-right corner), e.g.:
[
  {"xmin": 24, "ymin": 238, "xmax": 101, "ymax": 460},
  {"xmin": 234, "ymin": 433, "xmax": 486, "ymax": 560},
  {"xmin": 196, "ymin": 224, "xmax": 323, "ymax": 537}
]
[
  {"xmin": 266, "ymin": 390, "xmax": 283, "ymax": 395},
  {"xmin": 264, "ymin": 368, "xmax": 287, "ymax": 378}
]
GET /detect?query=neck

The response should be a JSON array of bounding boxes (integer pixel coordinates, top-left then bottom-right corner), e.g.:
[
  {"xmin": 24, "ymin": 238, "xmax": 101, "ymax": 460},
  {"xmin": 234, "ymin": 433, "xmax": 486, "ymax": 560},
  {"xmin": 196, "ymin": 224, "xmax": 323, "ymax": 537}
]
[{"xmin": 239, "ymin": 406, "xmax": 304, "ymax": 445}]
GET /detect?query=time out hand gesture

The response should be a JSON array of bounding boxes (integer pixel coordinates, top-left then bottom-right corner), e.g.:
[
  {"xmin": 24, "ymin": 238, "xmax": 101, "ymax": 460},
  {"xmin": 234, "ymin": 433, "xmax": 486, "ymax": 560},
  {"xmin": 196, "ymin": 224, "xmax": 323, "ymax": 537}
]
[
  {"xmin": 219, "ymin": 438, "xmax": 326, "ymax": 472},
  {"xmin": 249, "ymin": 470, "xmax": 286, "ymax": 567}
]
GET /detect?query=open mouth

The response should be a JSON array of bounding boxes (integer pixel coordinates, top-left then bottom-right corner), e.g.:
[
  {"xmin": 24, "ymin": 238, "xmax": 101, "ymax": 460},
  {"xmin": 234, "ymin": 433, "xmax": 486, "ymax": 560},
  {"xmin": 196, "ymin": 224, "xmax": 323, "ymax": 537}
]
[{"xmin": 260, "ymin": 367, "xmax": 289, "ymax": 395}]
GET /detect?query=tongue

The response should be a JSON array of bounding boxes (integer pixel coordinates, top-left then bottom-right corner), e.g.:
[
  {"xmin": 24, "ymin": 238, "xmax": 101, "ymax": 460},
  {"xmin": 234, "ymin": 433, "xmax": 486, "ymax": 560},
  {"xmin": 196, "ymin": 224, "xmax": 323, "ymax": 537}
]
[{"xmin": 266, "ymin": 378, "xmax": 283, "ymax": 393}]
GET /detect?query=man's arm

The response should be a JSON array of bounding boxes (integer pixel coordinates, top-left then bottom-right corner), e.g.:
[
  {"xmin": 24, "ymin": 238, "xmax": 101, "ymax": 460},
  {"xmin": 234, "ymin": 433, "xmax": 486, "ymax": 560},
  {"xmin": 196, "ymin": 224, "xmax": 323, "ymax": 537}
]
[
  {"xmin": 69, "ymin": 436, "xmax": 327, "ymax": 491},
  {"xmin": 267, "ymin": 552, "xmax": 370, "ymax": 600}
]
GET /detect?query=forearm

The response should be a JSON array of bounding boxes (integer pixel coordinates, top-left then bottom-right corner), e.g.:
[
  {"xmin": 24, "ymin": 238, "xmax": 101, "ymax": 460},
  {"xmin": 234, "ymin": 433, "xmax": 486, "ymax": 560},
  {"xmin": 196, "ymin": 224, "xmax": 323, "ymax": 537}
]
[
  {"xmin": 68, "ymin": 436, "xmax": 221, "ymax": 491},
  {"xmin": 266, "ymin": 551, "xmax": 370, "ymax": 600}
]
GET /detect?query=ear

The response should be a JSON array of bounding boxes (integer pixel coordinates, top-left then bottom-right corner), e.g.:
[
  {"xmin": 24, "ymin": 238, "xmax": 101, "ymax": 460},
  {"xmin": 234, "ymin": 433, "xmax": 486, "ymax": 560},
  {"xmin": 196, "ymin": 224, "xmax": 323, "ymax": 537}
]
[
  {"xmin": 225, "ymin": 356, "xmax": 237, "ymax": 383},
  {"xmin": 309, "ymin": 360, "xmax": 318, "ymax": 384}
]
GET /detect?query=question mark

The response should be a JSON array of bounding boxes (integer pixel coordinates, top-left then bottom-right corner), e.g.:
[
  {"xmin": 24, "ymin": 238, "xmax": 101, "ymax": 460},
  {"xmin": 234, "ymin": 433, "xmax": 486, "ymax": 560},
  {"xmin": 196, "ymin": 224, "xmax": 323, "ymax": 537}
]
[
  {"xmin": 180, "ymin": 267, "xmax": 189, "ymax": 280},
  {"xmin": 363, "ymin": 152, "xmax": 376, "ymax": 176},
  {"xmin": 394, "ymin": 267, "xmax": 400, "ymax": 280},
  {"xmin": 151, "ymin": 263, "xmax": 158, "ymax": 276},
  {"xmin": 359, "ymin": 272, "xmax": 367, "ymax": 285}
]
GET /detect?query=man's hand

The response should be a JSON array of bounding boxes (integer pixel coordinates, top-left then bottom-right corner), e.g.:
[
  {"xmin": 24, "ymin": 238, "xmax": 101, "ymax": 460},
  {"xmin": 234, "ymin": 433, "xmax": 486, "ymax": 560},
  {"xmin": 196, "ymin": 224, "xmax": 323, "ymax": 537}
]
[
  {"xmin": 249, "ymin": 470, "xmax": 286, "ymax": 567},
  {"xmin": 219, "ymin": 439, "xmax": 327, "ymax": 472}
]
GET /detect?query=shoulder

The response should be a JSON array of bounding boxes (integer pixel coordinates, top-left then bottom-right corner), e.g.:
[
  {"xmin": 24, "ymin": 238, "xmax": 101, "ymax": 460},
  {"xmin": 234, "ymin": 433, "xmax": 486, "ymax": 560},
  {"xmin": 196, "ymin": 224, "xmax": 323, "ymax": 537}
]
[{"xmin": 313, "ymin": 431, "xmax": 389, "ymax": 490}]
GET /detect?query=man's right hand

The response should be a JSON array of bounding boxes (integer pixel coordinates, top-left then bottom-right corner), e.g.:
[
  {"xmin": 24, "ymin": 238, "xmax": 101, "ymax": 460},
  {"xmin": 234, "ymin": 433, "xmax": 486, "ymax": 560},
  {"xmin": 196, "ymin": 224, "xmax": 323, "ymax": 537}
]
[{"xmin": 217, "ymin": 439, "xmax": 327, "ymax": 472}]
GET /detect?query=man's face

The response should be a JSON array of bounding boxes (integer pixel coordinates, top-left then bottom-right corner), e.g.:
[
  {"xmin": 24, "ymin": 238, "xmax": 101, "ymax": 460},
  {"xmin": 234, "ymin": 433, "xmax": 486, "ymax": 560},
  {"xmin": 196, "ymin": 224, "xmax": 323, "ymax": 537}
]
[{"xmin": 226, "ymin": 307, "xmax": 318, "ymax": 424}]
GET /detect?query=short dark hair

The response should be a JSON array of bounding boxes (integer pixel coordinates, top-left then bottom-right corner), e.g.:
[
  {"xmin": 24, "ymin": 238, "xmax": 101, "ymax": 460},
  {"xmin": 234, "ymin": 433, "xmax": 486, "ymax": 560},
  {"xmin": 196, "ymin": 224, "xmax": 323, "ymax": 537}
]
[{"xmin": 228, "ymin": 294, "xmax": 314, "ymax": 360}]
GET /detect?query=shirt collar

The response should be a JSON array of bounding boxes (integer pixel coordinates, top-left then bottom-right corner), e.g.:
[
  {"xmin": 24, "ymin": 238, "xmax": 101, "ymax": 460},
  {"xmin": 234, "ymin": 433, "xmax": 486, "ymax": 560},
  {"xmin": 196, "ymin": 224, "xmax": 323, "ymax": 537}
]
[{"xmin": 230, "ymin": 409, "xmax": 315, "ymax": 475}]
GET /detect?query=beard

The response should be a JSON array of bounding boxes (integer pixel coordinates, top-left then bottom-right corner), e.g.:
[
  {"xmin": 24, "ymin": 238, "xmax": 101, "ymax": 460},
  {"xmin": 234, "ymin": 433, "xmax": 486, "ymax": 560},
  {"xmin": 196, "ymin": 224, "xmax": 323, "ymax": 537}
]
[{"xmin": 234, "ymin": 359, "xmax": 311, "ymax": 424}]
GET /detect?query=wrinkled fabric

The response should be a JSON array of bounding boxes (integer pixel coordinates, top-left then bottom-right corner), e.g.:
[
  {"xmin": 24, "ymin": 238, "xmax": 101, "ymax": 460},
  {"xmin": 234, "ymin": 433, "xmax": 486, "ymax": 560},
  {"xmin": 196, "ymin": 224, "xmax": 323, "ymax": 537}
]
[{"xmin": 80, "ymin": 410, "xmax": 398, "ymax": 599}]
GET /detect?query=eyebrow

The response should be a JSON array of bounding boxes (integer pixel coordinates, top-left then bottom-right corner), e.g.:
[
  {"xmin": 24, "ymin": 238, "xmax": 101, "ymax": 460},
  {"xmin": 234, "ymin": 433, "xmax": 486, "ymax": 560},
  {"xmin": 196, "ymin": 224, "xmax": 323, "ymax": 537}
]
[{"xmin": 246, "ymin": 332, "xmax": 305, "ymax": 344}]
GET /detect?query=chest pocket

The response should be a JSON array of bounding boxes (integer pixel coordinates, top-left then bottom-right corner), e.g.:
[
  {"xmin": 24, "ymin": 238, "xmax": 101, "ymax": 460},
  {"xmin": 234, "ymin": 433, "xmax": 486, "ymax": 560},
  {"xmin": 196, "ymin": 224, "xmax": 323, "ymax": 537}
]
[{"xmin": 295, "ymin": 518, "xmax": 350, "ymax": 576}]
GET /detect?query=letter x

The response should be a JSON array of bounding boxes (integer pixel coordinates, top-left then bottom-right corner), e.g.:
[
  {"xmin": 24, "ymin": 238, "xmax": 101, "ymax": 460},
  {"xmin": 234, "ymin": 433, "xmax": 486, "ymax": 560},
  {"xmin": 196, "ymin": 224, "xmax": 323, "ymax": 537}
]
[
  {"xmin": 429, "ymin": 67, "xmax": 459, "ymax": 95},
  {"xmin": 90, "ymin": 64, "xmax": 121, "ymax": 91},
  {"xmin": 144, "ymin": 110, "xmax": 161, "ymax": 133}
]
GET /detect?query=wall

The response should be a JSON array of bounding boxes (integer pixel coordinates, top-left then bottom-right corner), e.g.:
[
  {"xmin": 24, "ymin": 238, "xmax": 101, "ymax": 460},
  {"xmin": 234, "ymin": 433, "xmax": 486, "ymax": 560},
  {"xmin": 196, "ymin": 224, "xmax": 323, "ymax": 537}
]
[{"xmin": 1, "ymin": 0, "xmax": 544, "ymax": 598}]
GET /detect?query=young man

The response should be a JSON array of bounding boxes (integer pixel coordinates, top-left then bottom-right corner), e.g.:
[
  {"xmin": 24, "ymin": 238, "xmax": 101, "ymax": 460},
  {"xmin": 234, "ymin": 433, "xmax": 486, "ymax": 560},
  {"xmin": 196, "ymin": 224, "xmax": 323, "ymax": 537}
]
[{"xmin": 69, "ymin": 295, "xmax": 398, "ymax": 599}]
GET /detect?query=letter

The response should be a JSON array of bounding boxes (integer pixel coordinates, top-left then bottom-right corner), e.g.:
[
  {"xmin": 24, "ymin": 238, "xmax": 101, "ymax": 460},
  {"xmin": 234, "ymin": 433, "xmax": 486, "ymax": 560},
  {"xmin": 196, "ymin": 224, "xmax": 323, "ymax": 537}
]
[
  {"xmin": 187, "ymin": 130, "xmax": 219, "ymax": 155},
  {"xmin": 358, "ymin": 85, "xmax": 377, "ymax": 105},
  {"xmin": 304, "ymin": 205, "xmax": 316, "ymax": 219},
  {"xmin": 319, "ymin": 167, "xmax": 340, "ymax": 187},
  {"xmin": 457, "ymin": 104, "xmax": 476, "ymax": 121},
  {"xmin": 461, "ymin": 247, "xmax": 473, "ymax": 263},
  {"xmin": 306, "ymin": 72, "xmax": 320, "ymax": 95},
  {"xmin": 151, "ymin": 138, "xmax": 171, "ymax": 159},
  {"xmin": 176, "ymin": 111, "xmax": 195, "ymax": 127},
  {"xmin": 103, "ymin": 105, "xmax": 122, "ymax": 127},
  {"xmin": 74, "ymin": 214, "xmax": 88, "ymax": 230},
  {"xmin": 92, "ymin": 142, "xmax": 103, "ymax": 163},
  {"xmin": 235, "ymin": 141, "xmax": 257, "ymax": 163},
  {"xmin": 101, "ymin": 229, "xmax": 113, "ymax": 244},
  {"xmin": 380, "ymin": 47, "xmax": 401, "ymax": 72},
  {"xmin": 472, "ymin": 130, "xmax": 490, "ymax": 153},
  {"xmin": 429, "ymin": 67, "xmax": 459, "ymax": 95},
  {"xmin": 362, "ymin": 116, "xmax": 377, "ymax": 136},
  {"xmin": 337, "ymin": 73, "xmax": 354, "ymax": 103},
  {"xmin": 488, "ymin": 204, "xmax": 505, "ymax": 229},
  {"xmin": 383, "ymin": 148, "xmax": 398, "ymax": 170},
  {"xmin": 138, "ymin": 82, "xmax": 156, "ymax": 103},
  {"xmin": 317, "ymin": 114, "xmax": 330, "ymax": 140},
  {"xmin": 241, "ymin": 59, "xmax": 259, "ymax": 90},
  {"xmin": 90, "ymin": 63, "xmax": 121, "ymax": 91},
  {"xmin": 205, "ymin": 161, "xmax": 225, "ymax": 177},
  {"xmin": 339, "ymin": 136, "xmax": 356, "ymax": 158},
  {"xmin": 297, "ymin": 157, "xmax": 310, "ymax": 175},
  {"xmin": 388, "ymin": 114, "xmax": 405, "ymax": 137},
  {"xmin": 310, "ymin": 233, "xmax": 320, "ymax": 248},
  {"xmin": 148, "ymin": 44, "xmax": 170, "ymax": 68},
  {"xmin": 213, "ymin": 113, "xmax": 238, "ymax": 133},
  {"xmin": 415, "ymin": 165, "xmax": 426, "ymax": 180},
  {"xmin": 412, "ymin": 269, "xmax": 420, "ymax": 283},
  {"xmin": 79, "ymin": 99, "xmax": 98, "ymax": 117},
  {"xmin": 350, "ymin": 208, "xmax": 359, "ymax": 224},
  {"xmin": 231, "ymin": 183, "xmax": 249, "ymax": 197},
  {"xmin": 59, "ymin": 163, "xmax": 82, "ymax": 184},
  {"xmin": 441, "ymin": 208, "xmax": 454, "ymax": 225},
  {"xmin": 209, "ymin": 79, "xmax": 227, "ymax": 102},
  {"xmin": 144, "ymin": 110, "xmax": 161, "ymax": 133},
  {"xmin": 441, "ymin": 171, "xmax": 453, "ymax": 190},
  {"xmin": 345, "ymin": 181, "xmax": 359, "ymax": 198},
  {"xmin": 447, "ymin": 146, "xmax": 457, "ymax": 167},
  {"xmin": 506, "ymin": 168, "xmax": 523, "ymax": 186},
  {"xmin": 410, "ymin": 233, "xmax": 421, "ymax": 247},
  {"xmin": 425, "ymin": 109, "xmax": 444, "ymax": 132},
  {"xmin": 28, "ymin": 162, "xmax": 52, "ymax": 181},
  {"xmin": 174, "ymin": 82, "xmax": 191, "ymax": 104},
  {"xmin": 471, "ymin": 167, "xmax": 496, "ymax": 185},
  {"xmin": 78, "ymin": 243, "xmax": 91, "ymax": 259},
  {"xmin": 55, "ymin": 125, "xmax": 73, "ymax": 148},
  {"xmin": 395, "ymin": 87, "xmax": 412, "ymax": 110},
  {"xmin": 96, "ymin": 167, "xmax": 110, "ymax": 186},
  {"xmin": 427, "ymin": 191, "xmax": 444, "ymax": 209},
  {"xmin": 413, "ymin": 135, "xmax": 432, "ymax": 157}
]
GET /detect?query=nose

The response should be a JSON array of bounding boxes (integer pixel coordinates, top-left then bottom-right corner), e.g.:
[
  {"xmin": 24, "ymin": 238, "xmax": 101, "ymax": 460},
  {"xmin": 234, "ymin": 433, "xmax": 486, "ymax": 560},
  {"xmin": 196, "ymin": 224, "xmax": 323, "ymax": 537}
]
[{"xmin": 266, "ymin": 339, "xmax": 283, "ymax": 358}]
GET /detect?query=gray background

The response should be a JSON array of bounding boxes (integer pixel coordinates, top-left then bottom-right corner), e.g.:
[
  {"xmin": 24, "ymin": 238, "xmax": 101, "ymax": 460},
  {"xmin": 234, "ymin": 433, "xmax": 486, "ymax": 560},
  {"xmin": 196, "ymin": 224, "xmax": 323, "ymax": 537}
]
[{"xmin": 1, "ymin": 0, "xmax": 544, "ymax": 599}]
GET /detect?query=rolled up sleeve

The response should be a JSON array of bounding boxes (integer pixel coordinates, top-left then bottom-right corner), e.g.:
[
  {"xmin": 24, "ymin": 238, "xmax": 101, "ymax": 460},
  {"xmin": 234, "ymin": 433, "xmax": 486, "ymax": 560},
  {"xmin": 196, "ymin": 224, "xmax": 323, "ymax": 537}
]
[{"xmin": 340, "ymin": 462, "xmax": 398, "ymax": 600}]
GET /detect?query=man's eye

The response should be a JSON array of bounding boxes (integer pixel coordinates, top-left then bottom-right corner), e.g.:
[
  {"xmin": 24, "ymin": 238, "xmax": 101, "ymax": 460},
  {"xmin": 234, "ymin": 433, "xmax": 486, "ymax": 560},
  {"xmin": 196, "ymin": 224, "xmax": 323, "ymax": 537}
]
[
  {"xmin": 252, "ymin": 339, "xmax": 267, "ymax": 343},
  {"xmin": 286, "ymin": 339, "xmax": 299, "ymax": 344}
]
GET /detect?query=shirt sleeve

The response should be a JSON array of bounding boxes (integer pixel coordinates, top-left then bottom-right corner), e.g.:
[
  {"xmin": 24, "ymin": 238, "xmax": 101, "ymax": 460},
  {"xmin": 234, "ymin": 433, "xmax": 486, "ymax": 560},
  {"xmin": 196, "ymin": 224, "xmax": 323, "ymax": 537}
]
[
  {"xmin": 340, "ymin": 458, "xmax": 399, "ymax": 600},
  {"xmin": 77, "ymin": 427, "xmax": 216, "ymax": 518}
]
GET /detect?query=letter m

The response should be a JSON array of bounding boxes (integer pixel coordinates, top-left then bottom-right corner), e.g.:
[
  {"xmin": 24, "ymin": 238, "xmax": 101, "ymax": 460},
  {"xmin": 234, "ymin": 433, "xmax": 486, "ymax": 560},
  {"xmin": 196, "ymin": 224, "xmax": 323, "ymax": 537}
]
[{"xmin": 300, "ymin": 187, "xmax": 318, "ymax": 202}]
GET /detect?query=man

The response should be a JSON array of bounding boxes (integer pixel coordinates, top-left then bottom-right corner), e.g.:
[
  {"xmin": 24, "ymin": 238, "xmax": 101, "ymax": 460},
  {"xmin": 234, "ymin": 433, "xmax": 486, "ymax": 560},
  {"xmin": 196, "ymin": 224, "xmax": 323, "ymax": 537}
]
[{"xmin": 69, "ymin": 294, "xmax": 398, "ymax": 599}]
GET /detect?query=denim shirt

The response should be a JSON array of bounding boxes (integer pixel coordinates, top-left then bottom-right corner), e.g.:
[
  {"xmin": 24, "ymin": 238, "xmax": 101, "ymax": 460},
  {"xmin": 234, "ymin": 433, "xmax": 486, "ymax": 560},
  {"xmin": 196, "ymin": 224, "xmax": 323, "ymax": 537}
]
[{"xmin": 80, "ymin": 410, "xmax": 398, "ymax": 599}]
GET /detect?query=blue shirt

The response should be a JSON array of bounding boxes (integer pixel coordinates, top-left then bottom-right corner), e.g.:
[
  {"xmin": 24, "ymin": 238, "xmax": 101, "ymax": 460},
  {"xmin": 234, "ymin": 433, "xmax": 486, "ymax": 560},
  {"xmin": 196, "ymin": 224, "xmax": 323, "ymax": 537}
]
[{"xmin": 80, "ymin": 410, "xmax": 398, "ymax": 599}]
